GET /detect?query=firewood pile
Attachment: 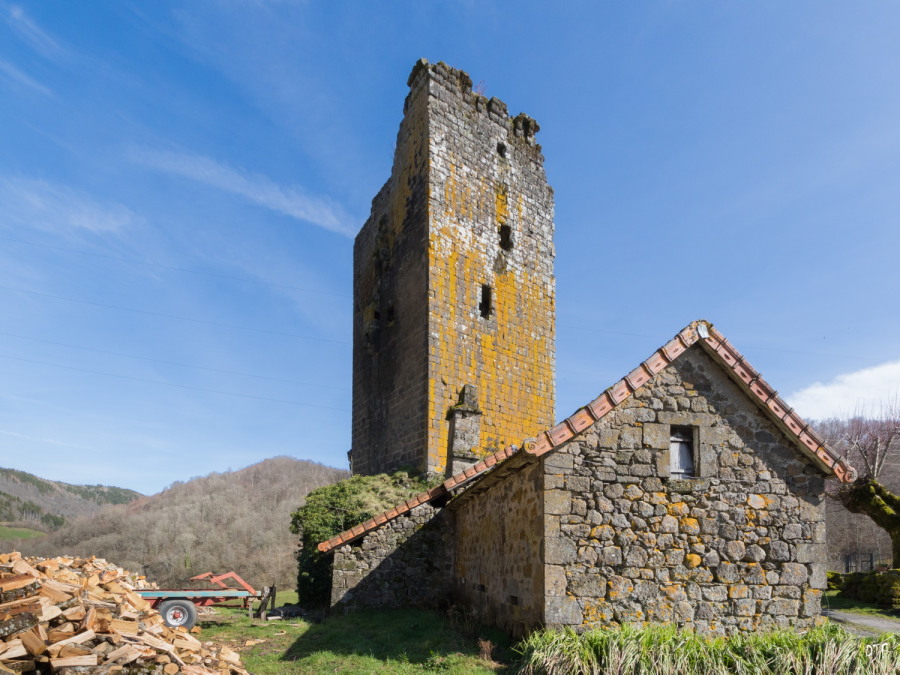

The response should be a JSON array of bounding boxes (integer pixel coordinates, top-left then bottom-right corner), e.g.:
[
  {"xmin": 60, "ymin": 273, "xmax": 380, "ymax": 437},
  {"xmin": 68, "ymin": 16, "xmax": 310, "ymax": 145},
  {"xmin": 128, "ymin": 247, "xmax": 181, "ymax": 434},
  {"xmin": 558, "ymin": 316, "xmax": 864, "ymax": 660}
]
[{"xmin": 0, "ymin": 552, "xmax": 248, "ymax": 674}]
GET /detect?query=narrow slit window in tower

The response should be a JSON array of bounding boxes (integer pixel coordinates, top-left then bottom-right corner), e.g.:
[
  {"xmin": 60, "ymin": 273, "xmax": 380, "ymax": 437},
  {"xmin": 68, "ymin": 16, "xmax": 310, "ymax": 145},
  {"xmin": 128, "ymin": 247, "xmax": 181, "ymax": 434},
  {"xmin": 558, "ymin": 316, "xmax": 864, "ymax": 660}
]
[
  {"xmin": 479, "ymin": 284, "xmax": 492, "ymax": 318},
  {"xmin": 499, "ymin": 224, "xmax": 513, "ymax": 251}
]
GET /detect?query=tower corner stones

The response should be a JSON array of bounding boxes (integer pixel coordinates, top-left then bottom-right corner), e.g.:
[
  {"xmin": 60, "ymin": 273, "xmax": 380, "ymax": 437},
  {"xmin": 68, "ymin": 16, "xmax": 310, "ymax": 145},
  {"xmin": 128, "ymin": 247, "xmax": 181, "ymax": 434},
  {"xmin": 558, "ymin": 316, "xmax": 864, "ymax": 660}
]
[{"xmin": 351, "ymin": 59, "xmax": 556, "ymax": 477}]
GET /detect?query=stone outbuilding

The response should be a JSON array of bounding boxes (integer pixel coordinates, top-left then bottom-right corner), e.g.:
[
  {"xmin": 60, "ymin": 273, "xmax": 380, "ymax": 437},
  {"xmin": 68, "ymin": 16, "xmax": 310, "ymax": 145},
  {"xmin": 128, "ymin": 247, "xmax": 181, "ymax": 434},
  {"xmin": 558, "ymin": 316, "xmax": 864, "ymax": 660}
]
[{"xmin": 319, "ymin": 320, "xmax": 857, "ymax": 636}]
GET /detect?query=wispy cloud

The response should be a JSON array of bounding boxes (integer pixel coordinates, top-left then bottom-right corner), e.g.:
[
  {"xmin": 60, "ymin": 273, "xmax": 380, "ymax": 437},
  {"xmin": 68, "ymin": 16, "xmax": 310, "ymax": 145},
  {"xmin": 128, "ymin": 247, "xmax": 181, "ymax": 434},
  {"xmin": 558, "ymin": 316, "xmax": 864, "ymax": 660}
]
[
  {"xmin": 0, "ymin": 176, "xmax": 135, "ymax": 234},
  {"xmin": 0, "ymin": 58, "xmax": 51, "ymax": 96},
  {"xmin": 130, "ymin": 147, "xmax": 353, "ymax": 236},
  {"xmin": 0, "ymin": 429, "xmax": 93, "ymax": 451},
  {"xmin": 3, "ymin": 3, "xmax": 64, "ymax": 59},
  {"xmin": 787, "ymin": 361, "xmax": 900, "ymax": 420}
]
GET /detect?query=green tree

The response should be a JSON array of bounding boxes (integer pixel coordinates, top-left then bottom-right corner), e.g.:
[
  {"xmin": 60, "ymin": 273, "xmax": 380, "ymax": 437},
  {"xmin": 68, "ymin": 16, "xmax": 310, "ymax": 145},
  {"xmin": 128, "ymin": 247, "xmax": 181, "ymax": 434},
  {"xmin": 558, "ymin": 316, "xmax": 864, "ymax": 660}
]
[{"xmin": 821, "ymin": 405, "xmax": 900, "ymax": 567}]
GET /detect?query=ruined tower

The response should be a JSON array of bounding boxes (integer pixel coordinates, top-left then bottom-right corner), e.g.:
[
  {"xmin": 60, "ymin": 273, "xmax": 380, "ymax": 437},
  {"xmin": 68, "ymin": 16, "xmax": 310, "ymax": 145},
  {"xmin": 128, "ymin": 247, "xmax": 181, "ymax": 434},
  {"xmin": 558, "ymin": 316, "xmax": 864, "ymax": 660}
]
[{"xmin": 351, "ymin": 60, "xmax": 555, "ymax": 477}]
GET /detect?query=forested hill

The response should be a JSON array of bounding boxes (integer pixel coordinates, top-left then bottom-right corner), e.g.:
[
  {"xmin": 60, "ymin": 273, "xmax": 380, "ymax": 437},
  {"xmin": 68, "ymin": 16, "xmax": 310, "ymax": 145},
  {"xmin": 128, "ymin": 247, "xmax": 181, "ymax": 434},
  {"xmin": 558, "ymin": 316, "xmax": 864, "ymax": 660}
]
[
  {"xmin": 0, "ymin": 467, "xmax": 142, "ymax": 532},
  {"xmin": 14, "ymin": 457, "xmax": 347, "ymax": 589}
]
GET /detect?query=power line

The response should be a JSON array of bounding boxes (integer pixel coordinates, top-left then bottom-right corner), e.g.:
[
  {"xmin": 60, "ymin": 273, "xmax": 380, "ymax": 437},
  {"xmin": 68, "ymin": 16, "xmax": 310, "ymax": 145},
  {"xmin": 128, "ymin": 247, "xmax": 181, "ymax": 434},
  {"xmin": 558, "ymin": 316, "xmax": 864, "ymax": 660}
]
[
  {"xmin": 0, "ymin": 329, "xmax": 349, "ymax": 391},
  {"xmin": 0, "ymin": 233, "xmax": 350, "ymax": 298},
  {"xmin": 0, "ymin": 353, "xmax": 349, "ymax": 412},
  {"xmin": 0, "ymin": 285, "xmax": 350, "ymax": 345}
]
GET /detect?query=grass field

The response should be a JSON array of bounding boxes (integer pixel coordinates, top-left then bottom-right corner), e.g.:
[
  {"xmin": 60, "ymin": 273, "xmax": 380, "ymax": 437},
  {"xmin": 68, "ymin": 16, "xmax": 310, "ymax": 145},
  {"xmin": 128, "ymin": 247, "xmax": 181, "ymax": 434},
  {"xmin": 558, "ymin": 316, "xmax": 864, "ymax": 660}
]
[
  {"xmin": 197, "ymin": 595, "xmax": 900, "ymax": 674},
  {"xmin": 0, "ymin": 525, "xmax": 45, "ymax": 540},
  {"xmin": 200, "ymin": 598, "xmax": 511, "ymax": 674}
]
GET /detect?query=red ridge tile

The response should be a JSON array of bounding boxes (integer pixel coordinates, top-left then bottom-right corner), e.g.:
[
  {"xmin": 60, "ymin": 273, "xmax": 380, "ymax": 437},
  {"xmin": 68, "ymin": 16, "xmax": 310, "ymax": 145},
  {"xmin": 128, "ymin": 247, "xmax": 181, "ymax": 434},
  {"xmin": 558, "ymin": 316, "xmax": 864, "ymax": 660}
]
[
  {"xmin": 531, "ymin": 432, "xmax": 553, "ymax": 455},
  {"xmin": 733, "ymin": 360, "xmax": 756, "ymax": 385},
  {"xmin": 817, "ymin": 447, "xmax": 835, "ymax": 468},
  {"xmin": 702, "ymin": 333, "xmax": 722, "ymax": 351},
  {"xmin": 798, "ymin": 430, "xmax": 820, "ymax": 454},
  {"xmin": 608, "ymin": 380, "xmax": 630, "ymax": 404},
  {"xmin": 714, "ymin": 342, "xmax": 739, "ymax": 367},
  {"xmin": 643, "ymin": 351, "xmax": 668, "ymax": 375},
  {"xmin": 766, "ymin": 396, "xmax": 790, "ymax": 419},
  {"xmin": 783, "ymin": 411, "xmax": 805, "ymax": 436},
  {"xmin": 678, "ymin": 328, "xmax": 698, "ymax": 346},
  {"xmin": 548, "ymin": 421, "xmax": 574, "ymax": 446},
  {"xmin": 625, "ymin": 364, "xmax": 651, "ymax": 390},
  {"xmin": 833, "ymin": 463, "xmax": 849, "ymax": 483},
  {"xmin": 567, "ymin": 408, "xmax": 595, "ymax": 433},
  {"xmin": 749, "ymin": 378, "xmax": 774, "ymax": 402},
  {"xmin": 588, "ymin": 392, "xmax": 614, "ymax": 419},
  {"xmin": 662, "ymin": 336, "xmax": 687, "ymax": 361}
]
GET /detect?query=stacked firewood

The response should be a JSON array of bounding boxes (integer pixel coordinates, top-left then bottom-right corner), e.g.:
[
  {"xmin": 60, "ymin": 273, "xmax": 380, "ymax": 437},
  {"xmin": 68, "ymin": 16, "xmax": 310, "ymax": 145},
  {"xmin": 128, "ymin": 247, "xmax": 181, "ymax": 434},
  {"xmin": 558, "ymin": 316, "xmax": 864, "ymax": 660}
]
[{"xmin": 0, "ymin": 552, "xmax": 247, "ymax": 674}]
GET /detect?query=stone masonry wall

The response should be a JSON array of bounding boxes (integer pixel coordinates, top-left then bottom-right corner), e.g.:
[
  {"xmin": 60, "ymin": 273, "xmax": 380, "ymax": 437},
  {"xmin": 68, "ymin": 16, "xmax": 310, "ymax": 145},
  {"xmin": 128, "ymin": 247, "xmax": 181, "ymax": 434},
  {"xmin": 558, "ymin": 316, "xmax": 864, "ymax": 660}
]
[
  {"xmin": 424, "ymin": 61, "xmax": 555, "ymax": 473},
  {"xmin": 330, "ymin": 503, "xmax": 454, "ymax": 612},
  {"xmin": 351, "ymin": 60, "xmax": 555, "ymax": 476},
  {"xmin": 351, "ymin": 63, "xmax": 432, "ymax": 476},
  {"xmin": 452, "ymin": 458, "xmax": 544, "ymax": 637},
  {"xmin": 543, "ymin": 345, "xmax": 828, "ymax": 635}
]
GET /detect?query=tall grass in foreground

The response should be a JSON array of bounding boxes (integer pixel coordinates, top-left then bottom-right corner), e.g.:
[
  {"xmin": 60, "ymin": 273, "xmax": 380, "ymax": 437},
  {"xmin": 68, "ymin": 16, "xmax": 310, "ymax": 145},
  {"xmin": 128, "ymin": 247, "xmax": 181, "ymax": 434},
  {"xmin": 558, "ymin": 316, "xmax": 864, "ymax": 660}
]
[{"xmin": 515, "ymin": 623, "xmax": 900, "ymax": 675}]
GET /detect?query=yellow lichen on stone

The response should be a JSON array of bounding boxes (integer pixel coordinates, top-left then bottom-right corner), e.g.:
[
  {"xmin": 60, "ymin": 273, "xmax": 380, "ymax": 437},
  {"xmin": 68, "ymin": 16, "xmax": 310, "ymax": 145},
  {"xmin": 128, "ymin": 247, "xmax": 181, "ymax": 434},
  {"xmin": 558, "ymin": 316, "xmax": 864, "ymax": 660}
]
[{"xmin": 679, "ymin": 517, "xmax": 700, "ymax": 534}]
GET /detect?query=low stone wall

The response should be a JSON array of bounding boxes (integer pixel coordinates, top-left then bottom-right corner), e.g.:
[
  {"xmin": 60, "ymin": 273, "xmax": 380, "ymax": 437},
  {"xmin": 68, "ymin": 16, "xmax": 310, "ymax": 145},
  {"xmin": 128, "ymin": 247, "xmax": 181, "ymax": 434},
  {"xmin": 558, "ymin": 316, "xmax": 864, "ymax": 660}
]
[{"xmin": 330, "ymin": 502, "xmax": 454, "ymax": 612}]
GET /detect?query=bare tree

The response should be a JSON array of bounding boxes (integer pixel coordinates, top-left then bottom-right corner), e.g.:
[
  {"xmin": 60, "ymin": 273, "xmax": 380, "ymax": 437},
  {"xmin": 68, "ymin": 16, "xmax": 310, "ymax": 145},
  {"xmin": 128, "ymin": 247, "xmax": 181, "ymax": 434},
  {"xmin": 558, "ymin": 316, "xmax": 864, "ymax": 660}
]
[{"xmin": 820, "ymin": 401, "xmax": 900, "ymax": 568}]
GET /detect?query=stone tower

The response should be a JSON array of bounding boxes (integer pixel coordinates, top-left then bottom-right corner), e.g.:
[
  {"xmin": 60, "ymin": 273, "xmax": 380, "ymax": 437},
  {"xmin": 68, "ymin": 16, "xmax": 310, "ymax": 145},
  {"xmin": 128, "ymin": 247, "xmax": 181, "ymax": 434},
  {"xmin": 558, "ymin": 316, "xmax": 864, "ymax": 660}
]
[{"xmin": 351, "ymin": 60, "xmax": 555, "ymax": 477}]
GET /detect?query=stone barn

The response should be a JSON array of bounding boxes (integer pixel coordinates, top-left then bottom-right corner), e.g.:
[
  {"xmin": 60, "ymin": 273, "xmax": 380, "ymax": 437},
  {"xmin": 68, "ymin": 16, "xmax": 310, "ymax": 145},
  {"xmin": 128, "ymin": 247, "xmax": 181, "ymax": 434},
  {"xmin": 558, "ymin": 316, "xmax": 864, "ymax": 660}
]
[{"xmin": 317, "ymin": 60, "xmax": 857, "ymax": 637}]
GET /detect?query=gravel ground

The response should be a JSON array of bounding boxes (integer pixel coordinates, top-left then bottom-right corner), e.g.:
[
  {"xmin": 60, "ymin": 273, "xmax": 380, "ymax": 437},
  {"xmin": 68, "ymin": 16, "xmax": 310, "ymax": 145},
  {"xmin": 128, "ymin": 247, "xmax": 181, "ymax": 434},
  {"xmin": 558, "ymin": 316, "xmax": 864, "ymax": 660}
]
[{"xmin": 825, "ymin": 609, "xmax": 900, "ymax": 636}]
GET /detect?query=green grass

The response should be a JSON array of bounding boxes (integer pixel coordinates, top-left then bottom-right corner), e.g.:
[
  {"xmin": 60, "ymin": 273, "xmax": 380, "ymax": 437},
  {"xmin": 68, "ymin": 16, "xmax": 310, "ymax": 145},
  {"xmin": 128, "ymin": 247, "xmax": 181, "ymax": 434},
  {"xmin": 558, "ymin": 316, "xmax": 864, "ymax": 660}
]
[
  {"xmin": 0, "ymin": 524, "xmax": 45, "ymax": 540},
  {"xmin": 196, "ymin": 602, "xmax": 900, "ymax": 674},
  {"xmin": 199, "ymin": 605, "xmax": 510, "ymax": 674},
  {"xmin": 825, "ymin": 590, "xmax": 900, "ymax": 619}
]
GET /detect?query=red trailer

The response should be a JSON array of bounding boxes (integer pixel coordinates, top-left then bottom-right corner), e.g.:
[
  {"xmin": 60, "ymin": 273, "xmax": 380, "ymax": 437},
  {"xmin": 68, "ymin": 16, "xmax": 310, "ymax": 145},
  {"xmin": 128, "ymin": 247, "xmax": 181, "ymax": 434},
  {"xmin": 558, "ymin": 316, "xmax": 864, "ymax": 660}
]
[{"xmin": 136, "ymin": 571, "xmax": 275, "ymax": 629}]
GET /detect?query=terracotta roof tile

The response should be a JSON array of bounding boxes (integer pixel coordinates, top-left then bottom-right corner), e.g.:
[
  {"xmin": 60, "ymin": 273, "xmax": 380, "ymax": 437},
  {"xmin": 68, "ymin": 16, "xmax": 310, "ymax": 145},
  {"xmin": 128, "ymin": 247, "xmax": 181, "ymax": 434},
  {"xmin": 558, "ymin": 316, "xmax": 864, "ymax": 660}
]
[
  {"xmin": 317, "ymin": 443, "xmax": 524, "ymax": 552},
  {"xmin": 588, "ymin": 392, "xmax": 614, "ymax": 419},
  {"xmin": 317, "ymin": 320, "xmax": 857, "ymax": 553},
  {"xmin": 626, "ymin": 364, "xmax": 652, "ymax": 390}
]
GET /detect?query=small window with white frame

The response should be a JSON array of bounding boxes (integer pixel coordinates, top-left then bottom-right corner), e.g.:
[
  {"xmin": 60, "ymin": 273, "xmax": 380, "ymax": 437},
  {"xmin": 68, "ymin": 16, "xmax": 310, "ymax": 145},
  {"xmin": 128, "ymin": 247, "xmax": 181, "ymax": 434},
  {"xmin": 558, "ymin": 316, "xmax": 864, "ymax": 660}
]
[{"xmin": 670, "ymin": 426, "xmax": 695, "ymax": 478}]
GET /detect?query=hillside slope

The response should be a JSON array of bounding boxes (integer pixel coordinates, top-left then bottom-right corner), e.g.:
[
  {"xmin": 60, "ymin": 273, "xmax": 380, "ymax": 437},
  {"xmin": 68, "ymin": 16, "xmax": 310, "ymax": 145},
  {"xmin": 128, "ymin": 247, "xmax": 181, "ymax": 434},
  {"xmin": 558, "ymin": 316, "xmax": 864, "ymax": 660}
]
[
  {"xmin": 0, "ymin": 467, "xmax": 142, "ymax": 532},
  {"xmin": 15, "ymin": 456, "xmax": 347, "ymax": 589}
]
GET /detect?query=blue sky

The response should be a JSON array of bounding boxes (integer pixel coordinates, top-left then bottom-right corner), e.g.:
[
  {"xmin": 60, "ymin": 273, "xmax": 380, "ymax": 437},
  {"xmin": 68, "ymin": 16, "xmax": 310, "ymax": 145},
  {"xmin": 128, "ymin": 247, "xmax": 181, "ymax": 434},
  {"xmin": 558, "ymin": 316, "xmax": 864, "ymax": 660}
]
[{"xmin": 2, "ymin": 1, "xmax": 899, "ymax": 494}]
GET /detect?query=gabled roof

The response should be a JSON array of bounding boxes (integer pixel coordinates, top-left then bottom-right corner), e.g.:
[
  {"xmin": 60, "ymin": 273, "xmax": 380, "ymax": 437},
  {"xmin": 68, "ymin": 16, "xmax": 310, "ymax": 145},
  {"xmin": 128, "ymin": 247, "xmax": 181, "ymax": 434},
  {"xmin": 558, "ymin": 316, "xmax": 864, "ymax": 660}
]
[{"xmin": 318, "ymin": 320, "xmax": 856, "ymax": 553}]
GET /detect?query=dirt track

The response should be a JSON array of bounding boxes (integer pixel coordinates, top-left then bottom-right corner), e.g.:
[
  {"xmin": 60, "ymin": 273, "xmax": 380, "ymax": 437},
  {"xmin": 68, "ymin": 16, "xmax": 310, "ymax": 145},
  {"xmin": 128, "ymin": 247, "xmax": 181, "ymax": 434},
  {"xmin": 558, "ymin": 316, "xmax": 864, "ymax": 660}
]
[{"xmin": 825, "ymin": 609, "xmax": 900, "ymax": 636}]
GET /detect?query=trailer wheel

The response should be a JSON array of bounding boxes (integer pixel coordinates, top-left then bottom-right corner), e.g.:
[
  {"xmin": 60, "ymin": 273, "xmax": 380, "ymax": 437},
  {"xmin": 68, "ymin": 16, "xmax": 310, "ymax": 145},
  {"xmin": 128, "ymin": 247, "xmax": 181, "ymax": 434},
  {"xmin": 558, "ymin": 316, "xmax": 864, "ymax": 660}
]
[{"xmin": 158, "ymin": 599, "xmax": 198, "ymax": 629}]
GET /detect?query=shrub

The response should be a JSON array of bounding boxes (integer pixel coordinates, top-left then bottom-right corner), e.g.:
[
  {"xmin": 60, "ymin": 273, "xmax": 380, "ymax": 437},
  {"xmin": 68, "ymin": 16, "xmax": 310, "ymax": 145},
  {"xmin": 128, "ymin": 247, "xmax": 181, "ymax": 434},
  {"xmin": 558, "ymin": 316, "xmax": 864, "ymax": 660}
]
[
  {"xmin": 827, "ymin": 570, "xmax": 844, "ymax": 591},
  {"xmin": 289, "ymin": 470, "xmax": 436, "ymax": 607},
  {"xmin": 839, "ymin": 570, "xmax": 900, "ymax": 608}
]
